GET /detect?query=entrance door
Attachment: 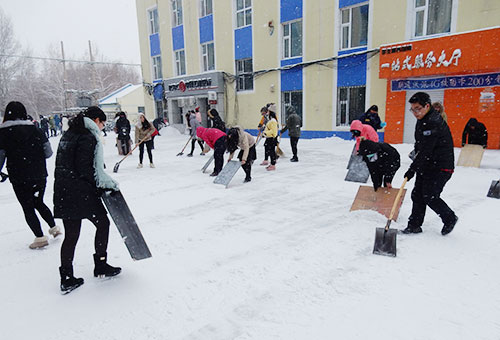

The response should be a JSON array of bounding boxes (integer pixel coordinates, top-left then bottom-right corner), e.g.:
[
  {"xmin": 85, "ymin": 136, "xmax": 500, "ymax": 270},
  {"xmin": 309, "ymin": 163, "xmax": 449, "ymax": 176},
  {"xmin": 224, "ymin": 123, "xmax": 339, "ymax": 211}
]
[{"xmin": 403, "ymin": 89, "xmax": 444, "ymax": 144}]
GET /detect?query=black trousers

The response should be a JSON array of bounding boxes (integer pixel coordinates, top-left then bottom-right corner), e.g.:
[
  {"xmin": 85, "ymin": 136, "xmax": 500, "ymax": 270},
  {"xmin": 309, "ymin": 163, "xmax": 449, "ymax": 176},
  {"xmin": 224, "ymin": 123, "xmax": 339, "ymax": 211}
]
[
  {"xmin": 238, "ymin": 145, "xmax": 256, "ymax": 180},
  {"xmin": 190, "ymin": 138, "xmax": 204, "ymax": 154},
  {"xmin": 408, "ymin": 171, "xmax": 455, "ymax": 228},
  {"xmin": 139, "ymin": 140, "xmax": 153, "ymax": 164},
  {"xmin": 213, "ymin": 136, "xmax": 226, "ymax": 173},
  {"xmin": 119, "ymin": 138, "xmax": 130, "ymax": 155},
  {"xmin": 264, "ymin": 138, "xmax": 277, "ymax": 165},
  {"xmin": 290, "ymin": 137, "xmax": 299, "ymax": 158},
  {"xmin": 60, "ymin": 215, "xmax": 110, "ymax": 269},
  {"xmin": 12, "ymin": 179, "xmax": 55, "ymax": 237}
]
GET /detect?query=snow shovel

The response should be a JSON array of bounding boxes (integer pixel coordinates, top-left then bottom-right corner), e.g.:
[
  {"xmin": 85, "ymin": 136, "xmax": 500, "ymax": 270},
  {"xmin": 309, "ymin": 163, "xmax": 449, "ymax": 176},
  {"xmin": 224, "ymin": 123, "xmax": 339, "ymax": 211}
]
[
  {"xmin": 487, "ymin": 179, "xmax": 500, "ymax": 199},
  {"xmin": 276, "ymin": 135, "xmax": 285, "ymax": 157},
  {"xmin": 373, "ymin": 177, "xmax": 408, "ymax": 257},
  {"xmin": 176, "ymin": 136, "xmax": 192, "ymax": 156},
  {"xmin": 0, "ymin": 171, "xmax": 8, "ymax": 183},
  {"xmin": 113, "ymin": 136, "xmax": 149, "ymax": 173}
]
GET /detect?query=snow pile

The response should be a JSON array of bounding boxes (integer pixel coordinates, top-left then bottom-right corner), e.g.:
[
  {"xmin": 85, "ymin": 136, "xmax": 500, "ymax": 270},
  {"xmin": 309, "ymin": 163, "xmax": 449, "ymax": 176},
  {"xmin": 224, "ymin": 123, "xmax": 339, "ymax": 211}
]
[{"xmin": 0, "ymin": 127, "xmax": 499, "ymax": 340}]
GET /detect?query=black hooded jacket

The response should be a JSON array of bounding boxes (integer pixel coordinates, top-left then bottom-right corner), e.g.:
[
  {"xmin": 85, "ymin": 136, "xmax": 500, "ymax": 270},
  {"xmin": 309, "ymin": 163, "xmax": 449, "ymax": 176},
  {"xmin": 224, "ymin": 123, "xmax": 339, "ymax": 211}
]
[
  {"xmin": 53, "ymin": 114, "xmax": 107, "ymax": 219},
  {"xmin": 359, "ymin": 140, "xmax": 400, "ymax": 190},
  {"xmin": 0, "ymin": 120, "xmax": 51, "ymax": 184},
  {"xmin": 462, "ymin": 118, "xmax": 487, "ymax": 148},
  {"xmin": 409, "ymin": 106, "xmax": 454, "ymax": 175},
  {"xmin": 209, "ymin": 111, "xmax": 226, "ymax": 132},
  {"xmin": 358, "ymin": 110, "xmax": 382, "ymax": 131},
  {"xmin": 115, "ymin": 116, "xmax": 131, "ymax": 140}
]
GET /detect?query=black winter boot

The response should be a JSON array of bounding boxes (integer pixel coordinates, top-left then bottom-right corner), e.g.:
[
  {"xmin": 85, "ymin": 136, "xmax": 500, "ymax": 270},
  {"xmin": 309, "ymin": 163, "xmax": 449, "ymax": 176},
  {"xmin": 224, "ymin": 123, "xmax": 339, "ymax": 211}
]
[
  {"xmin": 93, "ymin": 253, "xmax": 121, "ymax": 278},
  {"xmin": 59, "ymin": 266, "xmax": 84, "ymax": 294}
]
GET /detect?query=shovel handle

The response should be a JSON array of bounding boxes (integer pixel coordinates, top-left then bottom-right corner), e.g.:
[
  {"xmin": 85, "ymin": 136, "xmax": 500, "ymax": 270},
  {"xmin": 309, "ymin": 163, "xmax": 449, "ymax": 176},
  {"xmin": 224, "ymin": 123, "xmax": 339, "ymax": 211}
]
[{"xmin": 386, "ymin": 177, "xmax": 408, "ymax": 230}]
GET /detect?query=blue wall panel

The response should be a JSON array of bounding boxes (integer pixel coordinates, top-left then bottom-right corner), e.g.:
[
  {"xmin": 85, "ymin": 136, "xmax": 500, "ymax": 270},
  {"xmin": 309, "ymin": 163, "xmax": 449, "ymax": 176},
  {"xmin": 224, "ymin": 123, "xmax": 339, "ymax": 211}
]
[
  {"xmin": 280, "ymin": 57, "xmax": 302, "ymax": 91},
  {"xmin": 339, "ymin": 0, "xmax": 367, "ymax": 8},
  {"xmin": 246, "ymin": 129, "xmax": 384, "ymax": 141},
  {"xmin": 280, "ymin": 0, "xmax": 303, "ymax": 23},
  {"xmin": 172, "ymin": 26, "xmax": 184, "ymax": 51},
  {"xmin": 149, "ymin": 34, "xmax": 161, "ymax": 56},
  {"xmin": 234, "ymin": 26, "xmax": 252, "ymax": 60},
  {"xmin": 337, "ymin": 53, "xmax": 367, "ymax": 87},
  {"xmin": 153, "ymin": 83, "xmax": 164, "ymax": 100},
  {"xmin": 199, "ymin": 15, "xmax": 214, "ymax": 44}
]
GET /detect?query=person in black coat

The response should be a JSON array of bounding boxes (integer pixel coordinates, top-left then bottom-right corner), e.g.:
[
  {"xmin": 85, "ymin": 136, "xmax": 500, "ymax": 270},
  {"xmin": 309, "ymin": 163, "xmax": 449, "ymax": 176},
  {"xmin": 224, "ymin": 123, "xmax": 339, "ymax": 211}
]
[
  {"xmin": 462, "ymin": 118, "xmax": 487, "ymax": 148},
  {"xmin": 54, "ymin": 106, "xmax": 121, "ymax": 293},
  {"xmin": 403, "ymin": 92, "xmax": 457, "ymax": 236},
  {"xmin": 207, "ymin": 108, "xmax": 226, "ymax": 132},
  {"xmin": 114, "ymin": 111, "xmax": 131, "ymax": 155},
  {"xmin": 0, "ymin": 101, "xmax": 61, "ymax": 249},
  {"xmin": 40, "ymin": 115, "xmax": 50, "ymax": 138},
  {"xmin": 358, "ymin": 105, "xmax": 382, "ymax": 131},
  {"xmin": 358, "ymin": 139, "xmax": 400, "ymax": 191}
]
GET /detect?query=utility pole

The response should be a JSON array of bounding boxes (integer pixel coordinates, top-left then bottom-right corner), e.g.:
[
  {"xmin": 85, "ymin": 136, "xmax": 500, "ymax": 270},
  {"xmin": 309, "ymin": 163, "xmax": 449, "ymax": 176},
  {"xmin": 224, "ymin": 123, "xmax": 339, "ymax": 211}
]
[
  {"xmin": 61, "ymin": 41, "xmax": 68, "ymax": 113},
  {"xmin": 88, "ymin": 40, "xmax": 98, "ymax": 104}
]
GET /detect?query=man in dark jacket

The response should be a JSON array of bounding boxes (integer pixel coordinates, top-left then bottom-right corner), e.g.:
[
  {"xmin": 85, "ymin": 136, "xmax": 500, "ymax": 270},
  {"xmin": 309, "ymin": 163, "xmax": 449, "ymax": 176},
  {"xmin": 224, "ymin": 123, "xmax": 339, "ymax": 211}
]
[
  {"xmin": 281, "ymin": 106, "xmax": 302, "ymax": 162},
  {"xmin": 403, "ymin": 92, "xmax": 458, "ymax": 236},
  {"xmin": 40, "ymin": 115, "xmax": 50, "ymax": 138},
  {"xmin": 54, "ymin": 106, "xmax": 121, "ymax": 293},
  {"xmin": 358, "ymin": 105, "xmax": 383, "ymax": 131},
  {"xmin": 115, "ymin": 111, "xmax": 131, "ymax": 155},
  {"xmin": 0, "ymin": 101, "xmax": 61, "ymax": 249},
  {"xmin": 462, "ymin": 118, "xmax": 487, "ymax": 148},
  {"xmin": 358, "ymin": 139, "xmax": 400, "ymax": 191}
]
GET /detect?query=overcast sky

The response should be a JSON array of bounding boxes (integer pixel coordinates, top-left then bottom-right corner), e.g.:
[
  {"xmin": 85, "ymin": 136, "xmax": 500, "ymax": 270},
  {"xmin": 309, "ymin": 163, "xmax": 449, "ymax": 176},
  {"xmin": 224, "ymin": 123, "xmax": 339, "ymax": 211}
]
[{"xmin": 0, "ymin": 0, "xmax": 141, "ymax": 64}]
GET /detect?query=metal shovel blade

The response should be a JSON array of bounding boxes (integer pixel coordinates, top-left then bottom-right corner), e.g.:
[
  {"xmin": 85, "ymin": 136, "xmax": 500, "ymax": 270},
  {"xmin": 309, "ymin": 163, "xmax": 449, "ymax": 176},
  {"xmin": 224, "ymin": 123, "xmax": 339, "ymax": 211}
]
[
  {"xmin": 373, "ymin": 227, "xmax": 397, "ymax": 257},
  {"xmin": 113, "ymin": 162, "xmax": 121, "ymax": 173},
  {"xmin": 487, "ymin": 180, "xmax": 500, "ymax": 199}
]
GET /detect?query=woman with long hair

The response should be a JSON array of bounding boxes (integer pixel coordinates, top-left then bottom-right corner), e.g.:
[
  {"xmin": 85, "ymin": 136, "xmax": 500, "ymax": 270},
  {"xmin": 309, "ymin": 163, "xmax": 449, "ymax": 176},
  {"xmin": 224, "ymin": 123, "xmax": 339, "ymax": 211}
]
[
  {"xmin": 135, "ymin": 113, "xmax": 156, "ymax": 168},
  {"xmin": 226, "ymin": 126, "xmax": 256, "ymax": 182}
]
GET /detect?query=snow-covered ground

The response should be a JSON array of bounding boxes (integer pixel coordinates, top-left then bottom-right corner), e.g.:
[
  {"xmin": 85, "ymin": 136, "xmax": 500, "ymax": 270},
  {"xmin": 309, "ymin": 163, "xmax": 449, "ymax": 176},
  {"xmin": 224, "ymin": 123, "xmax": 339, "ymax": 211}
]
[{"xmin": 1, "ymin": 127, "xmax": 499, "ymax": 340}]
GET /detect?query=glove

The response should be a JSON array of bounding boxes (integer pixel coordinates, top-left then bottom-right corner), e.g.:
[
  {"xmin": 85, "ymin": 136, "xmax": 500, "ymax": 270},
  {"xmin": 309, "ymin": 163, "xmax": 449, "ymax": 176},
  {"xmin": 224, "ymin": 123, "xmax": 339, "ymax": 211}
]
[
  {"xmin": 404, "ymin": 169, "xmax": 415, "ymax": 181},
  {"xmin": 381, "ymin": 122, "xmax": 387, "ymax": 128}
]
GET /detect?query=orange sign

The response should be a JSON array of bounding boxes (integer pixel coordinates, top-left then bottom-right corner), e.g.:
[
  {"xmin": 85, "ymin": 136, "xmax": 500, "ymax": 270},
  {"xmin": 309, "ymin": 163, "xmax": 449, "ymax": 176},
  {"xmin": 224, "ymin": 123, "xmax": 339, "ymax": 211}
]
[{"xmin": 379, "ymin": 27, "xmax": 500, "ymax": 79}]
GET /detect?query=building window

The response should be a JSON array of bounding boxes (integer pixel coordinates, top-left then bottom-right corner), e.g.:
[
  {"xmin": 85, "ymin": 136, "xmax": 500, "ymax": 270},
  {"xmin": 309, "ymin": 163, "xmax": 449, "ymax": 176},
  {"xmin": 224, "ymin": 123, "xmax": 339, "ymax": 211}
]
[
  {"xmin": 236, "ymin": 0, "xmax": 251, "ymax": 28},
  {"xmin": 201, "ymin": 42, "xmax": 215, "ymax": 72},
  {"xmin": 148, "ymin": 8, "xmax": 159, "ymax": 35},
  {"xmin": 138, "ymin": 106, "xmax": 145, "ymax": 114},
  {"xmin": 155, "ymin": 100, "xmax": 164, "ymax": 118},
  {"xmin": 281, "ymin": 91, "xmax": 303, "ymax": 125},
  {"xmin": 413, "ymin": 0, "xmax": 453, "ymax": 37},
  {"xmin": 340, "ymin": 4, "xmax": 369, "ymax": 50},
  {"xmin": 200, "ymin": 0, "xmax": 213, "ymax": 17},
  {"xmin": 175, "ymin": 50, "xmax": 186, "ymax": 76},
  {"xmin": 236, "ymin": 58, "xmax": 253, "ymax": 91},
  {"xmin": 282, "ymin": 20, "xmax": 302, "ymax": 59},
  {"xmin": 337, "ymin": 86, "xmax": 365, "ymax": 126},
  {"xmin": 152, "ymin": 55, "xmax": 163, "ymax": 80},
  {"xmin": 172, "ymin": 0, "xmax": 183, "ymax": 27}
]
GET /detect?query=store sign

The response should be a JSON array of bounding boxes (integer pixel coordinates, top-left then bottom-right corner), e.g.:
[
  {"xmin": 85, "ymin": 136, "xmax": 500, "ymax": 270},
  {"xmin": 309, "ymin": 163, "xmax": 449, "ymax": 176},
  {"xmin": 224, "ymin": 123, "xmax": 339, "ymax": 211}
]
[
  {"xmin": 164, "ymin": 72, "xmax": 224, "ymax": 98},
  {"xmin": 391, "ymin": 72, "xmax": 500, "ymax": 92},
  {"xmin": 379, "ymin": 27, "xmax": 500, "ymax": 79},
  {"xmin": 168, "ymin": 78, "xmax": 213, "ymax": 92}
]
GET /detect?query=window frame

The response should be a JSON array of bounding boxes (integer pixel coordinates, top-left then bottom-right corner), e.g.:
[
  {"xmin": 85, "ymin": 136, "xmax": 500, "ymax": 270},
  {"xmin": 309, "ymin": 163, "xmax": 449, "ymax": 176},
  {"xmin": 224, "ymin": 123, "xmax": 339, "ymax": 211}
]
[
  {"xmin": 152, "ymin": 55, "xmax": 163, "ymax": 80},
  {"xmin": 235, "ymin": 58, "xmax": 254, "ymax": 92},
  {"xmin": 411, "ymin": 0, "xmax": 454, "ymax": 38},
  {"xmin": 336, "ymin": 86, "xmax": 366, "ymax": 127},
  {"xmin": 172, "ymin": 0, "xmax": 183, "ymax": 27},
  {"xmin": 200, "ymin": 0, "xmax": 213, "ymax": 17},
  {"xmin": 174, "ymin": 49, "xmax": 186, "ymax": 76},
  {"xmin": 282, "ymin": 19, "xmax": 303, "ymax": 59},
  {"xmin": 148, "ymin": 7, "xmax": 159, "ymax": 35},
  {"xmin": 281, "ymin": 90, "xmax": 303, "ymax": 125},
  {"xmin": 201, "ymin": 42, "xmax": 215, "ymax": 72},
  {"xmin": 235, "ymin": 0, "xmax": 252, "ymax": 28},
  {"xmin": 339, "ymin": 2, "xmax": 369, "ymax": 50}
]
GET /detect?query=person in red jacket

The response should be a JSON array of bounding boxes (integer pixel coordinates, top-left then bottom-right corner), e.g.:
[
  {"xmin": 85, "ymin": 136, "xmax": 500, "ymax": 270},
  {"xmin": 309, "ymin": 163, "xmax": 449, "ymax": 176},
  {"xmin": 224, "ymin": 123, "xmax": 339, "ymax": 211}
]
[
  {"xmin": 350, "ymin": 120, "xmax": 379, "ymax": 152},
  {"xmin": 196, "ymin": 127, "xmax": 227, "ymax": 176}
]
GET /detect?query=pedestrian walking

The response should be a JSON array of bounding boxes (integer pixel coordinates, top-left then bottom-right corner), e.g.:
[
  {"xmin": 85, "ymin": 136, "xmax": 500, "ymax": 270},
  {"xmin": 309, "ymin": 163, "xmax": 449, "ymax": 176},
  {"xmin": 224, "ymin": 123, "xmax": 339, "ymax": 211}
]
[
  {"xmin": 135, "ymin": 113, "xmax": 155, "ymax": 168},
  {"xmin": 196, "ymin": 126, "xmax": 227, "ymax": 176},
  {"xmin": 53, "ymin": 106, "xmax": 121, "ymax": 293},
  {"xmin": 40, "ymin": 115, "xmax": 49, "ymax": 138},
  {"xmin": 402, "ymin": 92, "xmax": 458, "ymax": 236},
  {"xmin": 226, "ymin": 126, "xmax": 256, "ymax": 183},
  {"xmin": 0, "ymin": 101, "xmax": 61, "ymax": 249},
  {"xmin": 281, "ymin": 106, "xmax": 302, "ymax": 162}
]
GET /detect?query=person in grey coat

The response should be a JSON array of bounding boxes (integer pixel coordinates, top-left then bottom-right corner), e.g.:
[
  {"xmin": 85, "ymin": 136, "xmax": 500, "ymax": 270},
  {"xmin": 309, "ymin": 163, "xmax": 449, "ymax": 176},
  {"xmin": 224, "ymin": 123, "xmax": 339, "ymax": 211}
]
[
  {"xmin": 281, "ymin": 106, "xmax": 302, "ymax": 162},
  {"xmin": 186, "ymin": 111, "xmax": 205, "ymax": 157}
]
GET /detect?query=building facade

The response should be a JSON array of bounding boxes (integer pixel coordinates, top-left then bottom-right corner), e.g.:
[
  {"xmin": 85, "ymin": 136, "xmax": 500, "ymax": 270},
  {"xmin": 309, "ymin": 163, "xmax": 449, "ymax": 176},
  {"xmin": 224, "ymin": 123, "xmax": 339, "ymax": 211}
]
[{"xmin": 135, "ymin": 0, "xmax": 500, "ymax": 147}]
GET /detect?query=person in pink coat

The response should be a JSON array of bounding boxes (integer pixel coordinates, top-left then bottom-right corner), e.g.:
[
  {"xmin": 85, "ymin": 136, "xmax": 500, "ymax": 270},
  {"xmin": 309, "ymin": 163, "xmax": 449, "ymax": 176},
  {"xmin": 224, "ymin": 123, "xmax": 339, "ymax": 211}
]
[
  {"xmin": 196, "ymin": 127, "xmax": 227, "ymax": 176},
  {"xmin": 350, "ymin": 119, "xmax": 379, "ymax": 152}
]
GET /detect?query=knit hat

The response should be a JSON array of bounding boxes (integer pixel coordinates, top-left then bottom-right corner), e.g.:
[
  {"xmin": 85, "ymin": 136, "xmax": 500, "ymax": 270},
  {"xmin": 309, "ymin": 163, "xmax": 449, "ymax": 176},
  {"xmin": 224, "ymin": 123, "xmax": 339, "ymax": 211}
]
[
  {"xmin": 268, "ymin": 103, "xmax": 277, "ymax": 113},
  {"xmin": 3, "ymin": 101, "xmax": 28, "ymax": 122}
]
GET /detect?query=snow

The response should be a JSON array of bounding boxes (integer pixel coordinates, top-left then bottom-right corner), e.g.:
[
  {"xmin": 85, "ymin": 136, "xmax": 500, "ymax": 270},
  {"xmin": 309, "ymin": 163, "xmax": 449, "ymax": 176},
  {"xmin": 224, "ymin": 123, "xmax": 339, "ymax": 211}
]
[{"xmin": 1, "ymin": 127, "xmax": 499, "ymax": 340}]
